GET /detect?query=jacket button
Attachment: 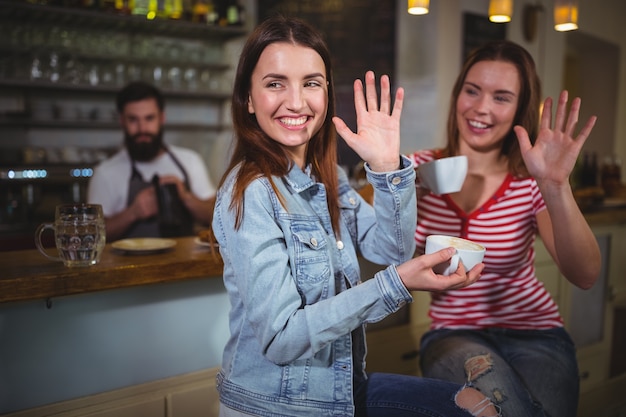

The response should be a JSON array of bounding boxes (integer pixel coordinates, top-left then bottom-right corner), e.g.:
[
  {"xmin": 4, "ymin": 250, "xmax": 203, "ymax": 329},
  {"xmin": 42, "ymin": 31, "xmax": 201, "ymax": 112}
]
[
  {"xmin": 310, "ymin": 238, "xmax": 318, "ymax": 247},
  {"xmin": 349, "ymin": 197, "xmax": 356, "ymax": 205},
  {"xmin": 336, "ymin": 241, "xmax": 344, "ymax": 250},
  {"xmin": 391, "ymin": 176, "xmax": 401, "ymax": 185}
]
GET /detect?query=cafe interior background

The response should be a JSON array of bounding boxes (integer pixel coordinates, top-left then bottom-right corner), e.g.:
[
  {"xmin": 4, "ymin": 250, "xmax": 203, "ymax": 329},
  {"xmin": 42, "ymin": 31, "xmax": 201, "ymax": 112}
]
[{"xmin": 1, "ymin": 0, "xmax": 625, "ymax": 415}]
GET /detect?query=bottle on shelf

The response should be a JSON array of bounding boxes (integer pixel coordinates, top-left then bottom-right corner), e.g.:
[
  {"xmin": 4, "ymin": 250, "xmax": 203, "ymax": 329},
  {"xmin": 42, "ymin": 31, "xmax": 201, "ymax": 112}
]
[
  {"xmin": 216, "ymin": 0, "xmax": 228, "ymax": 26},
  {"xmin": 215, "ymin": 0, "xmax": 244, "ymax": 27},
  {"xmin": 113, "ymin": 0, "xmax": 134, "ymax": 14},
  {"xmin": 191, "ymin": 0, "xmax": 217, "ymax": 24},
  {"xmin": 166, "ymin": 0, "xmax": 183, "ymax": 19},
  {"xmin": 156, "ymin": 0, "xmax": 168, "ymax": 19},
  {"xmin": 579, "ymin": 151, "xmax": 599, "ymax": 188},
  {"xmin": 226, "ymin": 0, "xmax": 244, "ymax": 26},
  {"xmin": 156, "ymin": 0, "xmax": 181, "ymax": 19},
  {"xmin": 590, "ymin": 152, "xmax": 598, "ymax": 187},
  {"xmin": 100, "ymin": 0, "xmax": 116, "ymax": 12},
  {"xmin": 580, "ymin": 152, "xmax": 590, "ymax": 187},
  {"xmin": 181, "ymin": 0, "xmax": 194, "ymax": 20},
  {"xmin": 132, "ymin": 0, "xmax": 158, "ymax": 19},
  {"xmin": 601, "ymin": 155, "xmax": 623, "ymax": 197}
]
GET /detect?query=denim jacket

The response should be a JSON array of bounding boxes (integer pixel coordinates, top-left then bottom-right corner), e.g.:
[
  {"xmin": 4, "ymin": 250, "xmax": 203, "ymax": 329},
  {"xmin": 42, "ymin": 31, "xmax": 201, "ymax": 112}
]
[{"xmin": 212, "ymin": 156, "xmax": 417, "ymax": 416}]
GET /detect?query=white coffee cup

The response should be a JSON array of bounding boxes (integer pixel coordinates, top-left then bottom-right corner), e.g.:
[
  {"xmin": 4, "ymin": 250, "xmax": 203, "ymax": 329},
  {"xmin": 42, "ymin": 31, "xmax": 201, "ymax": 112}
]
[
  {"xmin": 417, "ymin": 155, "xmax": 468, "ymax": 195},
  {"xmin": 425, "ymin": 234, "xmax": 485, "ymax": 275}
]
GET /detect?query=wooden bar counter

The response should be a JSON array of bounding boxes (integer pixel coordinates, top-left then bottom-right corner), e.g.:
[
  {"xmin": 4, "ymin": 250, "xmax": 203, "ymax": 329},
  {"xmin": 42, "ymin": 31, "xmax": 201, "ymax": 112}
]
[
  {"xmin": 584, "ymin": 205, "xmax": 626, "ymax": 226},
  {"xmin": 2, "ymin": 206, "xmax": 625, "ymax": 305},
  {"xmin": 0, "ymin": 236, "xmax": 223, "ymax": 304}
]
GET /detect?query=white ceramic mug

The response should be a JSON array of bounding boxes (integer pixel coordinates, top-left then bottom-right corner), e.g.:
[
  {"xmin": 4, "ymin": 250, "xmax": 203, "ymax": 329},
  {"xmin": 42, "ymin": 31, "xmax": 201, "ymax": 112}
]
[
  {"xmin": 417, "ymin": 155, "xmax": 468, "ymax": 195},
  {"xmin": 425, "ymin": 234, "xmax": 485, "ymax": 275},
  {"xmin": 35, "ymin": 204, "xmax": 106, "ymax": 267}
]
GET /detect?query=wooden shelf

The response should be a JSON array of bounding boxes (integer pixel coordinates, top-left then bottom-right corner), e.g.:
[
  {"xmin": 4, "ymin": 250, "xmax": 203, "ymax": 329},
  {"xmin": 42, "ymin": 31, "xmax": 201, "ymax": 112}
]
[
  {"xmin": 0, "ymin": 79, "xmax": 232, "ymax": 100},
  {"xmin": 0, "ymin": 117, "xmax": 227, "ymax": 131},
  {"xmin": 0, "ymin": 1, "xmax": 247, "ymax": 41}
]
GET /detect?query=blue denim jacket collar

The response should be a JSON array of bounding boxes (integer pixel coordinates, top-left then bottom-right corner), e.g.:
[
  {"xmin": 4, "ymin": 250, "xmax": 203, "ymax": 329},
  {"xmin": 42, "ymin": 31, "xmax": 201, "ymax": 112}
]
[{"xmin": 283, "ymin": 163, "xmax": 315, "ymax": 193}]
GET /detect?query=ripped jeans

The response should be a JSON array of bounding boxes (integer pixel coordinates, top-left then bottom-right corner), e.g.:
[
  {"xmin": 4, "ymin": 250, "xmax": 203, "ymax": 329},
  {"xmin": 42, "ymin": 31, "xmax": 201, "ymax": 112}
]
[
  {"xmin": 354, "ymin": 372, "xmax": 499, "ymax": 417},
  {"xmin": 420, "ymin": 327, "xmax": 579, "ymax": 417}
]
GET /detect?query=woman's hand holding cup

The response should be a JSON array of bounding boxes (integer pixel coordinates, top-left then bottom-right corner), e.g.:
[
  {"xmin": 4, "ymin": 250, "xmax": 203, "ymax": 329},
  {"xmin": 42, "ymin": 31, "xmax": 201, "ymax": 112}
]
[
  {"xmin": 397, "ymin": 240, "xmax": 484, "ymax": 292},
  {"xmin": 425, "ymin": 234, "xmax": 486, "ymax": 275}
]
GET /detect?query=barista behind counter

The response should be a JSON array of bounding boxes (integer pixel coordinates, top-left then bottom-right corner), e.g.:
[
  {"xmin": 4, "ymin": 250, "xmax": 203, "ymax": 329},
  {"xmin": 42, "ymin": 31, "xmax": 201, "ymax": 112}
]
[{"xmin": 87, "ymin": 81, "xmax": 215, "ymax": 242}]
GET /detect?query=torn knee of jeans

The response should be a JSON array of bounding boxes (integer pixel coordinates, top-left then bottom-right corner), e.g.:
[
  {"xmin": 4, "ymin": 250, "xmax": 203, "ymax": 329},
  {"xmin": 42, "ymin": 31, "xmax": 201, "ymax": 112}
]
[
  {"xmin": 464, "ymin": 353, "xmax": 493, "ymax": 381},
  {"xmin": 455, "ymin": 386, "xmax": 501, "ymax": 417},
  {"xmin": 491, "ymin": 388, "xmax": 505, "ymax": 403}
]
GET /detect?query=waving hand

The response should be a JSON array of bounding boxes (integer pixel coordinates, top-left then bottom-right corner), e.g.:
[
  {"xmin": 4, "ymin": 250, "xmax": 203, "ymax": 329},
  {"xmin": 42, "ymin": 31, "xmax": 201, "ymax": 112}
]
[
  {"xmin": 514, "ymin": 90, "xmax": 597, "ymax": 185},
  {"xmin": 332, "ymin": 71, "xmax": 404, "ymax": 172}
]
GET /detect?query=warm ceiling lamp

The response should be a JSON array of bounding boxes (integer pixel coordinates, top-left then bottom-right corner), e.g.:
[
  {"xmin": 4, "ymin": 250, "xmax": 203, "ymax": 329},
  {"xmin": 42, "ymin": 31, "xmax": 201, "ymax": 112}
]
[
  {"xmin": 554, "ymin": 0, "xmax": 578, "ymax": 31},
  {"xmin": 488, "ymin": 0, "xmax": 513, "ymax": 23},
  {"xmin": 408, "ymin": 0, "xmax": 429, "ymax": 15}
]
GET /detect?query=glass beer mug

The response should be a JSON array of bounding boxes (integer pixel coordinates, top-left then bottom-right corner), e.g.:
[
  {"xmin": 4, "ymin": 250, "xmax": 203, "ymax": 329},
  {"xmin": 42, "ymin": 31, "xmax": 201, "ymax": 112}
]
[{"xmin": 35, "ymin": 203, "xmax": 106, "ymax": 267}]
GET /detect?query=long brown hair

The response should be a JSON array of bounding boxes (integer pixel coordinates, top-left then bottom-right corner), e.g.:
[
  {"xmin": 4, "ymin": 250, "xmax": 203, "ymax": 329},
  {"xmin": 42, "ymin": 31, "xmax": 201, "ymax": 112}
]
[
  {"xmin": 444, "ymin": 40, "xmax": 541, "ymax": 177},
  {"xmin": 220, "ymin": 15, "xmax": 339, "ymax": 232}
]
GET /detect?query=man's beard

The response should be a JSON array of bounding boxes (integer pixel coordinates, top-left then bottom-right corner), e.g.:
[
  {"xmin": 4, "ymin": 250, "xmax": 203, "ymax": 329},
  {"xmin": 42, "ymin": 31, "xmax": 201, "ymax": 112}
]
[{"xmin": 124, "ymin": 129, "xmax": 164, "ymax": 162}]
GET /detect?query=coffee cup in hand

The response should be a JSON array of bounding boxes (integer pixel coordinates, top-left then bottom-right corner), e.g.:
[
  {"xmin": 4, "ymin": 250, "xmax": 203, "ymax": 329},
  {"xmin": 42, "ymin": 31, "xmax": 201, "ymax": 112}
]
[
  {"xmin": 417, "ymin": 155, "xmax": 468, "ymax": 195},
  {"xmin": 425, "ymin": 234, "xmax": 485, "ymax": 275}
]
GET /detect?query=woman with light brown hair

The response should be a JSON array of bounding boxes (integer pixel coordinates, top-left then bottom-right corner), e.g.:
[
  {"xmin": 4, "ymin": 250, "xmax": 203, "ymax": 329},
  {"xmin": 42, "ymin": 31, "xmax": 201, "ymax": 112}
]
[{"xmin": 408, "ymin": 40, "xmax": 600, "ymax": 417}]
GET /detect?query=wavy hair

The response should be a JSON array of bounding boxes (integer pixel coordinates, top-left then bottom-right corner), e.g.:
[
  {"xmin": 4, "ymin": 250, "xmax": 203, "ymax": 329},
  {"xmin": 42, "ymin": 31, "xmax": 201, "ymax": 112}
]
[
  {"xmin": 221, "ymin": 15, "xmax": 339, "ymax": 232},
  {"xmin": 444, "ymin": 40, "xmax": 541, "ymax": 177}
]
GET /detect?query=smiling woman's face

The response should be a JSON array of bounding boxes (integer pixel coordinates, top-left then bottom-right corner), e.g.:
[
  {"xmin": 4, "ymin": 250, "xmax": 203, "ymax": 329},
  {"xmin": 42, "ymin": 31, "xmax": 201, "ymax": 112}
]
[
  {"xmin": 456, "ymin": 60, "xmax": 520, "ymax": 153},
  {"xmin": 247, "ymin": 42, "xmax": 328, "ymax": 168}
]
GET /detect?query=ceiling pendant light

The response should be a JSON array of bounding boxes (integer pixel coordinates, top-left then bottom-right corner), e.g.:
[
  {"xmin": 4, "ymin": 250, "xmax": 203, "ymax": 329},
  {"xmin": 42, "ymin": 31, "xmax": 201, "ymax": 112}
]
[
  {"xmin": 489, "ymin": 0, "xmax": 513, "ymax": 23},
  {"xmin": 554, "ymin": 0, "xmax": 579, "ymax": 31},
  {"xmin": 408, "ymin": 0, "xmax": 429, "ymax": 15}
]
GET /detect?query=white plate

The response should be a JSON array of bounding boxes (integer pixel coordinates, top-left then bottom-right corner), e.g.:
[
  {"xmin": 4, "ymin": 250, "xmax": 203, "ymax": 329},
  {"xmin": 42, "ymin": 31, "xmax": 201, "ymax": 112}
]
[
  {"xmin": 194, "ymin": 237, "xmax": 219, "ymax": 248},
  {"xmin": 112, "ymin": 238, "xmax": 177, "ymax": 254}
]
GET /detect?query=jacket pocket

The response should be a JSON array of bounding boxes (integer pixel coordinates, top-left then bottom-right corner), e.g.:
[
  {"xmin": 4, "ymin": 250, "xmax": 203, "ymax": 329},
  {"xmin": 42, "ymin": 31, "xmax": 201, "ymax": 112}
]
[{"xmin": 291, "ymin": 222, "xmax": 330, "ymax": 287}]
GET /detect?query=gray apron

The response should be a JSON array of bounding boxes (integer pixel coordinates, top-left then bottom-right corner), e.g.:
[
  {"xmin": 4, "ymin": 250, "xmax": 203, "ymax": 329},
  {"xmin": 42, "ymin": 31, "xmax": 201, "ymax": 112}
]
[{"xmin": 123, "ymin": 148, "xmax": 194, "ymax": 238}]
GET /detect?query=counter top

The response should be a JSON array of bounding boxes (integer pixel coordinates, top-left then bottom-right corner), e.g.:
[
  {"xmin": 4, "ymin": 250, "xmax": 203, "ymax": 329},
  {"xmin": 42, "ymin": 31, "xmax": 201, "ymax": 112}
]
[
  {"xmin": 1, "ymin": 207, "xmax": 624, "ymax": 306},
  {"xmin": 0, "ymin": 237, "xmax": 223, "ymax": 305},
  {"xmin": 583, "ymin": 205, "xmax": 626, "ymax": 226}
]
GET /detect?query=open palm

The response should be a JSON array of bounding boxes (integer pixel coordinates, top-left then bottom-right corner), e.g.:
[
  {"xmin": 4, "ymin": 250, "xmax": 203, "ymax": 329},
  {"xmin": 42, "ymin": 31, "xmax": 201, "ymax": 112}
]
[
  {"xmin": 332, "ymin": 71, "xmax": 404, "ymax": 173},
  {"xmin": 514, "ymin": 90, "xmax": 596, "ymax": 185}
]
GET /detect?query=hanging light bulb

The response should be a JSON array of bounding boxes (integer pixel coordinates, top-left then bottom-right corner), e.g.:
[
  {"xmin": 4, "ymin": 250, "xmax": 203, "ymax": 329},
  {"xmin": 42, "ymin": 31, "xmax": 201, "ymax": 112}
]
[
  {"xmin": 554, "ymin": 0, "xmax": 578, "ymax": 31},
  {"xmin": 408, "ymin": 0, "xmax": 429, "ymax": 15},
  {"xmin": 489, "ymin": 0, "xmax": 513, "ymax": 23}
]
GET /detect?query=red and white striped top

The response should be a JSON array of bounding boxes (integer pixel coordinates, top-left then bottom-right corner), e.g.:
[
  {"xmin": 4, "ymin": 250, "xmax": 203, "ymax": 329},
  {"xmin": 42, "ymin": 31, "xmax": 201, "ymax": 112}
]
[{"xmin": 408, "ymin": 150, "xmax": 564, "ymax": 330}]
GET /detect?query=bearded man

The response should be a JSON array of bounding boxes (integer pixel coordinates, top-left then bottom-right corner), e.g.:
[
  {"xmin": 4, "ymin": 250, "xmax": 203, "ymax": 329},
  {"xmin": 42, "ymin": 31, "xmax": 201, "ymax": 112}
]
[{"xmin": 88, "ymin": 81, "xmax": 215, "ymax": 241}]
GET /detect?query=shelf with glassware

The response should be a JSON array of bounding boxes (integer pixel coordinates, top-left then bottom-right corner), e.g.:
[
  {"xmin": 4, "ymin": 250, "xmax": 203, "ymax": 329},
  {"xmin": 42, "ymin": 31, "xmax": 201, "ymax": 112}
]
[
  {"xmin": 0, "ymin": 38, "xmax": 235, "ymax": 97},
  {"xmin": 0, "ymin": 77, "xmax": 232, "ymax": 131},
  {"xmin": 0, "ymin": 1, "xmax": 247, "ymax": 41},
  {"xmin": 0, "ymin": 118, "xmax": 228, "ymax": 131},
  {"xmin": 0, "ymin": 43, "xmax": 232, "ymax": 91},
  {"xmin": 0, "ymin": 2, "xmax": 246, "ymax": 135}
]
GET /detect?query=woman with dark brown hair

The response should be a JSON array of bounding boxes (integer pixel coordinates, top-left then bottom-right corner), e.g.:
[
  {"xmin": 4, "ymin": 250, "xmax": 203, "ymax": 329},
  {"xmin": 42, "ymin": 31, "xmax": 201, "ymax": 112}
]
[{"xmin": 212, "ymin": 15, "xmax": 497, "ymax": 417}]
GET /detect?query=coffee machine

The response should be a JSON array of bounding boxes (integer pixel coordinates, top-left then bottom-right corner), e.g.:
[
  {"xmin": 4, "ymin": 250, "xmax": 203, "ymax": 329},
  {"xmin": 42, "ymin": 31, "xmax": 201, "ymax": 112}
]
[{"xmin": 0, "ymin": 160, "xmax": 95, "ymax": 250}]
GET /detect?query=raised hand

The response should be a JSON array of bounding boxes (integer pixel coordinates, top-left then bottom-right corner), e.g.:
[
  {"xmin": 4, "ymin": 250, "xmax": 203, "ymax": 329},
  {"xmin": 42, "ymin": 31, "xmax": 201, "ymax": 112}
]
[
  {"xmin": 332, "ymin": 71, "xmax": 404, "ymax": 172},
  {"xmin": 514, "ymin": 90, "xmax": 597, "ymax": 186}
]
